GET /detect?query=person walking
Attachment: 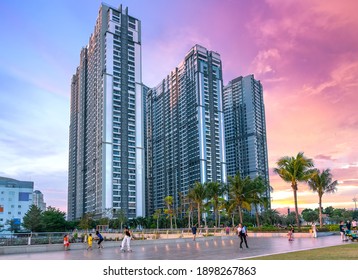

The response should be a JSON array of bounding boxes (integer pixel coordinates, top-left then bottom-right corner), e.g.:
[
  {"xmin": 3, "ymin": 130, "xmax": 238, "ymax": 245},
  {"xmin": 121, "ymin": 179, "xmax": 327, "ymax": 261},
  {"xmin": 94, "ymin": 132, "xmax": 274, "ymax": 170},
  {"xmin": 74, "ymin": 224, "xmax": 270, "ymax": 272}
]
[
  {"xmin": 311, "ymin": 223, "xmax": 317, "ymax": 238},
  {"xmin": 287, "ymin": 224, "xmax": 294, "ymax": 241},
  {"xmin": 121, "ymin": 227, "xmax": 132, "ymax": 252},
  {"xmin": 96, "ymin": 230, "xmax": 104, "ymax": 249},
  {"xmin": 237, "ymin": 223, "xmax": 248, "ymax": 249},
  {"xmin": 86, "ymin": 233, "xmax": 93, "ymax": 250},
  {"xmin": 191, "ymin": 224, "xmax": 197, "ymax": 241},
  {"xmin": 225, "ymin": 226, "xmax": 230, "ymax": 236}
]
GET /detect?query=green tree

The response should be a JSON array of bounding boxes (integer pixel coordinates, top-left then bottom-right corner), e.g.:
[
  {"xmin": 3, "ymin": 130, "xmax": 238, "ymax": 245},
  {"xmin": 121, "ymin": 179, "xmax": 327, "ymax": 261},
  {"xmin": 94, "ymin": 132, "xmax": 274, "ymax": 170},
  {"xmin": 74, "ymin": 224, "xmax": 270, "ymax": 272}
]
[
  {"xmin": 285, "ymin": 212, "xmax": 298, "ymax": 226},
  {"xmin": 114, "ymin": 209, "xmax": 127, "ymax": 231},
  {"xmin": 228, "ymin": 172, "xmax": 252, "ymax": 224},
  {"xmin": 6, "ymin": 218, "xmax": 21, "ymax": 233},
  {"xmin": 152, "ymin": 209, "xmax": 162, "ymax": 230},
  {"xmin": 274, "ymin": 152, "xmax": 314, "ymax": 228},
  {"xmin": 301, "ymin": 208, "xmax": 319, "ymax": 224},
  {"xmin": 261, "ymin": 209, "xmax": 282, "ymax": 226},
  {"xmin": 41, "ymin": 207, "xmax": 67, "ymax": 232},
  {"xmin": 205, "ymin": 181, "xmax": 224, "ymax": 227},
  {"xmin": 308, "ymin": 168, "xmax": 338, "ymax": 228},
  {"xmin": 23, "ymin": 205, "xmax": 43, "ymax": 232},
  {"xmin": 188, "ymin": 182, "xmax": 207, "ymax": 228},
  {"xmin": 78, "ymin": 213, "xmax": 94, "ymax": 232},
  {"xmin": 324, "ymin": 206, "xmax": 334, "ymax": 217},
  {"xmin": 164, "ymin": 196, "xmax": 174, "ymax": 229}
]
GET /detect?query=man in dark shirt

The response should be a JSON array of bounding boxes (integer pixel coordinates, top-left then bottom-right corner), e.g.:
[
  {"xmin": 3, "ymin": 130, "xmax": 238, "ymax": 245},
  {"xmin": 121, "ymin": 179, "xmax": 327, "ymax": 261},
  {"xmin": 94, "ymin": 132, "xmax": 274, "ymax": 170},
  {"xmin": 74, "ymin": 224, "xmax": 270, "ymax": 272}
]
[{"xmin": 191, "ymin": 224, "xmax": 197, "ymax": 241}]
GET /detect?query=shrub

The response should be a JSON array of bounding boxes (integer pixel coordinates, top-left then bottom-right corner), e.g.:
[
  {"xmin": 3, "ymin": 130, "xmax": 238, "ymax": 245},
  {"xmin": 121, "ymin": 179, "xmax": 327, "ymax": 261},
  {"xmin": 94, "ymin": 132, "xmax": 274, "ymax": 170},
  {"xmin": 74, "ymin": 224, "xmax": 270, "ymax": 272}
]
[{"xmin": 326, "ymin": 224, "xmax": 340, "ymax": 231}]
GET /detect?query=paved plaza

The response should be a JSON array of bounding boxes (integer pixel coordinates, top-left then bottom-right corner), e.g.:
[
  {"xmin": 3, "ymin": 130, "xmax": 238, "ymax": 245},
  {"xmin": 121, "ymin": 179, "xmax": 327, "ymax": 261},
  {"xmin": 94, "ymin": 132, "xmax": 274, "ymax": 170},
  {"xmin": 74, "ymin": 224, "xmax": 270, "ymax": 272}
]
[{"xmin": 0, "ymin": 235, "xmax": 347, "ymax": 260}]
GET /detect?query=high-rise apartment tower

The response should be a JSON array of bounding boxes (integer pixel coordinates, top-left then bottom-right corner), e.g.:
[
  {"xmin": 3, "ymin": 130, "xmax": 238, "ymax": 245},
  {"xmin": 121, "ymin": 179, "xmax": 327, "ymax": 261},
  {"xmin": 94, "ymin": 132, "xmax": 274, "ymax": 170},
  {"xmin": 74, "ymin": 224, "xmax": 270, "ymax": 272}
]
[
  {"xmin": 223, "ymin": 74, "xmax": 270, "ymax": 201},
  {"xmin": 146, "ymin": 45, "xmax": 227, "ymax": 216},
  {"xmin": 68, "ymin": 4, "xmax": 145, "ymax": 220}
]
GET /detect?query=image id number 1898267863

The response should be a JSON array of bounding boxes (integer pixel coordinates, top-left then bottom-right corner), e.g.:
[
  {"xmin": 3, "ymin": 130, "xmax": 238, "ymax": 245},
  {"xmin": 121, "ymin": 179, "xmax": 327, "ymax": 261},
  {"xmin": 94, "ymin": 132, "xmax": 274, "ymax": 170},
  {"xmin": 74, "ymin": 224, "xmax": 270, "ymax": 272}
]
[{"xmin": 196, "ymin": 266, "xmax": 256, "ymax": 276}]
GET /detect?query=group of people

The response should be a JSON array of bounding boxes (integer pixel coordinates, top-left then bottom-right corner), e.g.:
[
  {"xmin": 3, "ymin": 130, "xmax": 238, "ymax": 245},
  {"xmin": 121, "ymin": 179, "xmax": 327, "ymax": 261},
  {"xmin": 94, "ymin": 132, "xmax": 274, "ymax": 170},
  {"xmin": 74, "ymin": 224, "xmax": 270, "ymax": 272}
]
[
  {"xmin": 339, "ymin": 219, "xmax": 357, "ymax": 241},
  {"xmin": 63, "ymin": 229, "xmax": 132, "ymax": 251},
  {"xmin": 64, "ymin": 219, "xmax": 358, "ymax": 252},
  {"xmin": 64, "ymin": 230, "xmax": 104, "ymax": 251}
]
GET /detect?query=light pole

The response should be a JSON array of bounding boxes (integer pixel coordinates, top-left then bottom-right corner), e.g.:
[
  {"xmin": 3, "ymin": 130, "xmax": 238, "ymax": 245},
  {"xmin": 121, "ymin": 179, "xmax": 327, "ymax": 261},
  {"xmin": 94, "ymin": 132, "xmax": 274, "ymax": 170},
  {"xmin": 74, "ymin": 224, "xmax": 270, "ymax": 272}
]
[{"xmin": 353, "ymin": 197, "xmax": 357, "ymax": 211}]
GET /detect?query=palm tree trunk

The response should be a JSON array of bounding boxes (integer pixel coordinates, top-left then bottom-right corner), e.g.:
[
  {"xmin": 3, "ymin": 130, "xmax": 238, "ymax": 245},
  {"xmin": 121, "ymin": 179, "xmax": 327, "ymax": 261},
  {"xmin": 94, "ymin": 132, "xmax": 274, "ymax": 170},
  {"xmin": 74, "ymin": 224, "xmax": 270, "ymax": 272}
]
[
  {"xmin": 198, "ymin": 203, "xmax": 201, "ymax": 228},
  {"xmin": 188, "ymin": 210, "xmax": 191, "ymax": 228},
  {"xmin": 218, "ymin": 210, "xmax": 221, "ymax": 228},
  {"xmin": 239, "ymin": 205, "xmax": 243, "ymax": 224},
  {"xmin": 255, "ymin": 204, "xmax": 260, "ymax": 227},
  {"xmin": 215, "ymin": 208, "xmax": 218, "ymax": 227},
  {"xmin": 293, "ymin": 184, "xmax": 300, "ymax": 228},
  {"xmin": 319, "ymin": 195, "xmax": 323, "ymax": 228}
]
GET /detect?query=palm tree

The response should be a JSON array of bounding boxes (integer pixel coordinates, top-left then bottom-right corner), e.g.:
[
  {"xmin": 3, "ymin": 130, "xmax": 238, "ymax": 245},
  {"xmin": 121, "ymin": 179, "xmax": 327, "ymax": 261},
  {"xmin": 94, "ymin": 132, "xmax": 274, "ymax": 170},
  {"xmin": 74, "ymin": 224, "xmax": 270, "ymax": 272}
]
[
  {"xmin": 205, "ymin": 181, "xmax": 224, "ymax": 227},
  {"xmin": 261, "ymin": 209, "xmax": 282, "ymax": 226},
  {"xmin": 188, "ymin": 182, "xmax": 207, "ymax": 228},
  {"xmin": 308, "ymin": 168, "xmax": 338, "ymax": 228},
  {"xmin": 152, "ymin": 209, "xmax": 162, "ymax": 230},
  {"xmin": 228, "ymin": 172, "xmax": 252, "ymax": 224},
  {"xmin": 274, "ymin": 152, "xmax": 314, "ymax": 228},
  {"xmin": 249, "ymin": 176, "xmax": 271, "ymax": 227},
  {"xmin": 181, "ymin": 191, "xmax": 194, "ymax": 228},
  {"xmin": 164, "ymin": 196, "xmax": 174, "ymax": 229}
]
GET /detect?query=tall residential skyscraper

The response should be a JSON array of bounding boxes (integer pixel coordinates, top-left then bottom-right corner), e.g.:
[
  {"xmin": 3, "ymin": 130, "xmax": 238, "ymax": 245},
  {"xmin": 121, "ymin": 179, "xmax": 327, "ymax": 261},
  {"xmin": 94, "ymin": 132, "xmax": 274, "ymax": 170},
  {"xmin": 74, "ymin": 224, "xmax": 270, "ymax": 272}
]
[
  {"xmin": 223, "ymin": 74, "xmax": 270, "ymax": 200},
  {"xmin": 146, "ymin": 45, "xmax": 227, "ymax": 216},
  {"xmin": 68, "ymin": 4, "xmax": 145, "ymax": 221}
]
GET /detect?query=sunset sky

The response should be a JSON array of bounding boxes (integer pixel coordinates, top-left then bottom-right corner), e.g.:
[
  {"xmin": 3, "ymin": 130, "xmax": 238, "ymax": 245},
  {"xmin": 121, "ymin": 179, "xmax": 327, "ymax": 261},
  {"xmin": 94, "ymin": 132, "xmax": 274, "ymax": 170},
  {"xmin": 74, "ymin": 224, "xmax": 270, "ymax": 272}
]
[{"xmin": 0, "ymin": 0, "xmax": 357, "ymax": 214}]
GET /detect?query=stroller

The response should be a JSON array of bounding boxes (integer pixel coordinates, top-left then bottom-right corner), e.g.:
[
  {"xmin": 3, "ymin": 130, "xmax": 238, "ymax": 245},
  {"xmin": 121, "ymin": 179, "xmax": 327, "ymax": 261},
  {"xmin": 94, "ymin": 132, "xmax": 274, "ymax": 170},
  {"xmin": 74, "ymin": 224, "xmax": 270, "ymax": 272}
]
[{"xmin": 345, "ymin": 230, "xmax": 358, "ymax": 242}]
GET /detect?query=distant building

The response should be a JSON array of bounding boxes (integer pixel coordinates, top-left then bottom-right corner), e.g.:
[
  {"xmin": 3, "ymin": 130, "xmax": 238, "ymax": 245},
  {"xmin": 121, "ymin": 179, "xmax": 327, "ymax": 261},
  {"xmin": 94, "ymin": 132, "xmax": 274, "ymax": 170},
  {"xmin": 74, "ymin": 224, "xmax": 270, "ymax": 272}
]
[
  {"xmin": 146, "ymin": 45, "xmax": 227, "ymax": 215},
  {"xmin": 0, "ymin": 177, "xmax": 34, "ymax": 230},
  {"xmin": 223, "ymin": 74, "xmax": 270, "ymax": 203},
  {"xmin": 33, "ymin": 190, "xmax": 46, "ymax": 211}
]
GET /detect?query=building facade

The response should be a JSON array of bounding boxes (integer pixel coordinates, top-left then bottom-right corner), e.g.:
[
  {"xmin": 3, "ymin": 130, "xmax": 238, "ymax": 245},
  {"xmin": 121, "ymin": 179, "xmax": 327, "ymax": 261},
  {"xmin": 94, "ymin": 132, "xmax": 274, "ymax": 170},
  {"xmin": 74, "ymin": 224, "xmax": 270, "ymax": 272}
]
[
  {"xmin": 223, "ymin": 75, "xmax": 270, "ymax": 200},
  {"xmin": 146, "ymin": 45, "xmax": 227, "ymax": 216},
  {"xmin": 33, "ymin": 190, "xmax": 46, "ymax": 212},
  {"xmin": 68, "ymin": 4, "xmax": 145, "ymax": 220},
  {"xmin": 0, "ymin": 177, "xmax": 34, "ymax": 230}
]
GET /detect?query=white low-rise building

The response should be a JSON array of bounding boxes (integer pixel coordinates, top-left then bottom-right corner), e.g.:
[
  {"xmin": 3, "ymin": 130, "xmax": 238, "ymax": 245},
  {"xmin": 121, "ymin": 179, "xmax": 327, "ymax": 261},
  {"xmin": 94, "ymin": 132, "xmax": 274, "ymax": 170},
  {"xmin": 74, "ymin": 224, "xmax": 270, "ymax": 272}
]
[{"xmin": 0, "ymin": 177, "xmax": 34, "ymax": 231}]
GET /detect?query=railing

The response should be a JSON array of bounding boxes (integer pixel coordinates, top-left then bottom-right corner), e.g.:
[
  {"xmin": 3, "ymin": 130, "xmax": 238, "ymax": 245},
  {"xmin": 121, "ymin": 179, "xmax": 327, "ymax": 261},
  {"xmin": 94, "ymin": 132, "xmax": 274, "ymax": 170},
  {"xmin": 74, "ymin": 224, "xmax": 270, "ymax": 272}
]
[
  {"xmin": 0, "ymin": 232, "xmax": 67, "ymax": 246},
  {"xmin": 0, "ymin": 228, "xmax": 235, "ymax": 247}
]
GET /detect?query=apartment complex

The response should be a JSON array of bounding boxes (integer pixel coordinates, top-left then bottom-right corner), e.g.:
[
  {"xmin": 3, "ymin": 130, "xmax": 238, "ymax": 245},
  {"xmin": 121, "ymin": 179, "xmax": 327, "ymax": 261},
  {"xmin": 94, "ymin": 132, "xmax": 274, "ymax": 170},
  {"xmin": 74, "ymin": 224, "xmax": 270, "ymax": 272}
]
[
  {"xmin": 146, "ymin": 45, "xmax": 227, "ymax": 216},
  {"xmin": 68, "ymin": 4, "xmax": 145, "ymax": 221},
  {"xmin": 223, "ymin": 75, "xmax": 270, "ymax": 200},
  {"xmin": 0, "ymin": 177, "xmax": 34, "ymax": 230},
  {"xmin": 68, "ymin": 4, "xmax": 270, "ymax": 220}
]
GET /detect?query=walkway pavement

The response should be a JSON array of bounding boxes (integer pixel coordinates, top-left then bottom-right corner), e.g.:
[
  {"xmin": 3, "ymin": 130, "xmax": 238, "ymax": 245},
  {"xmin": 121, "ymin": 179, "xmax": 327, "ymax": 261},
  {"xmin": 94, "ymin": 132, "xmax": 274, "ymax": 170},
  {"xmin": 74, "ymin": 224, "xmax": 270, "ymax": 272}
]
[{"xmin": 0, "ymin": 235, "xmax": 347, "ymax": 260}]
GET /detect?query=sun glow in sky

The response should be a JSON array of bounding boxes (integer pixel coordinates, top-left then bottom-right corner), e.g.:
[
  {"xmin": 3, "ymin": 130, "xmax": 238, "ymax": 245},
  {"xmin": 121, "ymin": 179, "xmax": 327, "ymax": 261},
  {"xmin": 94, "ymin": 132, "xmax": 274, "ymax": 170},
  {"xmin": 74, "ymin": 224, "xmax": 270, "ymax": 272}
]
[{"xmin": 0, "ymin": 0, "xmax": 357, "ymax": 214}]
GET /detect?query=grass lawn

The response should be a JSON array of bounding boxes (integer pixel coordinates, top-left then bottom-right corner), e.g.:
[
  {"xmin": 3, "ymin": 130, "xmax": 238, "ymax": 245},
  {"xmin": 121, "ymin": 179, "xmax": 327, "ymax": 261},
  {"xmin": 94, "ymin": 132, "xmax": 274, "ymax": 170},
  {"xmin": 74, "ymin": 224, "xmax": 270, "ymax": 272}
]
[{"xmin": 248, "ymin": 243, "xmax": 358, "ymax": 260}]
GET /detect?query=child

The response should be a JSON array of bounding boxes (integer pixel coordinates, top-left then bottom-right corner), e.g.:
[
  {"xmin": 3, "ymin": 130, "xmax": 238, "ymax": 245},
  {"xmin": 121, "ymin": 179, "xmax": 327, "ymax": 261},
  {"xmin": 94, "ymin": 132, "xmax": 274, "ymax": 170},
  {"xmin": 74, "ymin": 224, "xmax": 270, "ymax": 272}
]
[
  {"xmin": 87, "ymin": 233, "xmax": 93, "ymax": 250},
  {"xmin": 63, "ymin": 234, "xmax": 70, "ymax": 250}
]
